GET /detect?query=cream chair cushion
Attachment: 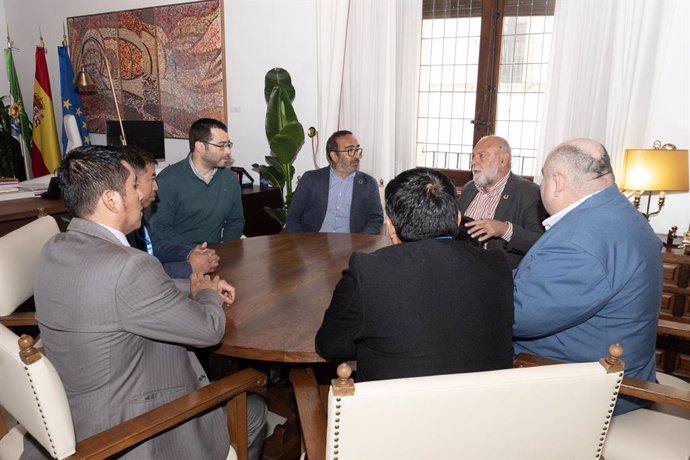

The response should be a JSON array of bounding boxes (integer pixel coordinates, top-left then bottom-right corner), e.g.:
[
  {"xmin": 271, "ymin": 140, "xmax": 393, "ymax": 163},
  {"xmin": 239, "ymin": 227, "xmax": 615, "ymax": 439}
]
[
  {"xmin": 603, "ymin": 372, "xmax": 690, "ymax": 459},
  {"xmin": 0, "ymin": 324, "xmax": 75, "ymax": 459},
  {"xmin": 0, "ymin": 216, "xmax": 59, "ymax": 316},
  {"xmin": 326, "ymin": 361, "xmax": 622, "ymax": 460}
]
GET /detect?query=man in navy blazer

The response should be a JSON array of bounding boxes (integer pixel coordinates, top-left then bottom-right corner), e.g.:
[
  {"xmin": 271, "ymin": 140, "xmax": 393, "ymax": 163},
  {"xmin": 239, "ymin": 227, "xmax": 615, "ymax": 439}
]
[
  {"xmin": 123, "ymin": 147, "xmax": 219, "ymax": 278},
  {"xmin": 457, "ymin": 136, "xmax": 547, "ymax": 269},
  {"xmin": 286, "ymin": 130, "xmax": 383, "ymax": 234},
  {"xmin": 513, "ymin": 138, "xmax": 662, "ymax": 415}
]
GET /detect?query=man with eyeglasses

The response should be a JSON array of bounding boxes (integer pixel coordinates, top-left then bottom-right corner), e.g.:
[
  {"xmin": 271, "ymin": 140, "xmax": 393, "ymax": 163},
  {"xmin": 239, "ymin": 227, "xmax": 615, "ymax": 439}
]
[
  {"xmin": 457, "ymin": 135, "xmax": 547, "ymax": 269},
  {"xmin": 152, "ymin": 118, "xmax": 245, "ymax": 245},
  {"xmin": 286, "ymin": 130, "xmax": 383, "ymax": 234}
]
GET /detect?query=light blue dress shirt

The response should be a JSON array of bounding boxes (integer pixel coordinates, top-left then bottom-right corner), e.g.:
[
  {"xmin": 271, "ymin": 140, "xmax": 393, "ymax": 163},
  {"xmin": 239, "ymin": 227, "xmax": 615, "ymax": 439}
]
[{"xmin": 320, "ymin": 168, "xmax": 355, "ymax": 233}]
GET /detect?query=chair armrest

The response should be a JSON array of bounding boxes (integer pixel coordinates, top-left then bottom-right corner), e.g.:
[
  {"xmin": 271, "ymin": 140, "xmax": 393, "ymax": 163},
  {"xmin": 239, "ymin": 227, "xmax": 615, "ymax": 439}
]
[
  {"xmin": 69, "ymin": 368, "xmax": 266, "ymax": 460},
  {"xmin": 290, "ymin": 367, "xmax": 326, "ymax": 460},
  {"xmin": 619, "ymin": 375, "xmax": 690, "ymax": 410},
  {"xmin": 0, "ymin": 312, "xmax": 37, "ymax": 327},
  {"xmin": 515, "ymin": 352, "xmax": 690, "ymax": 410}
]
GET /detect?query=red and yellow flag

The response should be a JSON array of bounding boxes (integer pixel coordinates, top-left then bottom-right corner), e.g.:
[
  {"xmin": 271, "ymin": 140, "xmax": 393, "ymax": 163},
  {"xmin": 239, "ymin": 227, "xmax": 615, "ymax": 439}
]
[{"xmin": 31, "ymin": 46, "xmax": 61, "ymax": 176}]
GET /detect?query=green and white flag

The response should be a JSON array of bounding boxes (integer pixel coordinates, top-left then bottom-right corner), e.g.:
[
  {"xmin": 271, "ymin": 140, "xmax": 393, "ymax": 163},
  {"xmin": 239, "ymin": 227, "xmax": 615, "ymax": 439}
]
[{"xmin": 4, "ymin": 46, "xmax": 33, "ymax": 174}]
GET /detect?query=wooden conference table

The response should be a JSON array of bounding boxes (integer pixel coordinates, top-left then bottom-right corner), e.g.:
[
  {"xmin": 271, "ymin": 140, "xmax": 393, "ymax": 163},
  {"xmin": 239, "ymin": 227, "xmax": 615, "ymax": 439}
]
[{"xmin": 211, "ymin": 232, "xmax": 389, "ymax": 362}]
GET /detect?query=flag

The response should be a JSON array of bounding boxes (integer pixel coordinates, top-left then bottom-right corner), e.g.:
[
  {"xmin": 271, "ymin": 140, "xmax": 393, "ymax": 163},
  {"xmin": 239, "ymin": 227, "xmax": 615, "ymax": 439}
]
[
  {"xmin": 4, "ymin": 47, "xmax": 31, "ymax": 178},
  {"xmin": 31, "ymin": 45, "xmax": 61, "ymax": 176},
  {"xmin": 58, "ymin": 45, "xmax": 90, "ymax": 155}
]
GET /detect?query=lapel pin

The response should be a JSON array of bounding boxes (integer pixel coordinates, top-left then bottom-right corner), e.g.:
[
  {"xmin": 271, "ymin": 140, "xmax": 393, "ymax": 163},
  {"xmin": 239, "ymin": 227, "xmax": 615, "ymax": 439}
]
[{"xmin": 503, "ymin": 194, "xmax": 509, "ymax": 200}]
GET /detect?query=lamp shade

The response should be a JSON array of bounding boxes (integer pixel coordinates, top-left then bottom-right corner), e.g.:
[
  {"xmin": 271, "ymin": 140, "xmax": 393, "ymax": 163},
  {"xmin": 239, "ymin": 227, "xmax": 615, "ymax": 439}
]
[{"xmin": 621, "ymin": 148, "xmax": 689, "ymax": 191}]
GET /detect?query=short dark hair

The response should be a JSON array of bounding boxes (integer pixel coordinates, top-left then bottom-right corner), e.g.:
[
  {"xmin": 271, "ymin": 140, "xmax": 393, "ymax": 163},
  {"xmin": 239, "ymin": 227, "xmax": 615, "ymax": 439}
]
[
  {"xmin": 188, "ymin": 118, "xmax": 227, "ymax": 151},
  {"xmin": 385, "ymin": 168, "xmax": 459, "ymax": 242},
  {"xmin": 325, "ymin": 130, "xmax": 353, "ymax": 163},
  {"xmin": 120, "ymin": 146, "xmax": 157, "ymax": 173},
  {"xmin": 57, "ymin": 145, "xmax": 130, "ymax": 218}
]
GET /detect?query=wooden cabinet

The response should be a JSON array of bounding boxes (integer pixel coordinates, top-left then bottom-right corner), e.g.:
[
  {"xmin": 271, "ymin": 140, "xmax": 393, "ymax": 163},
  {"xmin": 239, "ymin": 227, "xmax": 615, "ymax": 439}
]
[
  {"xmin": 0, "ymin": 197, "xmax": 69, "ymax": 236},
  {"xmin": 241, "ymin": 186, "xmax": 283, "ymax": 237},
  {"xmin": 657, "ymin": 244, "xmax": 690, "ymax": 381}
]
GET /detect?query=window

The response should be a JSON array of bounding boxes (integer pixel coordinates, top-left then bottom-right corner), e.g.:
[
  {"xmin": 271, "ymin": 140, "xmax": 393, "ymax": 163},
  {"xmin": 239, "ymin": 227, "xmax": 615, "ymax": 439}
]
[{"xmin": 417, "ymin": 0, "xmax": 555, "ymax": 176}]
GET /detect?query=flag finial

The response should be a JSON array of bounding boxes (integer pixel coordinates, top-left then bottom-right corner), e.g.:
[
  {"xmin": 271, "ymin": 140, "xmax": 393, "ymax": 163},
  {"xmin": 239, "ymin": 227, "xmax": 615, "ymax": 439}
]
[{"xmin": 62, "ymin": 22, "xmax": 68, "ymax": 49}]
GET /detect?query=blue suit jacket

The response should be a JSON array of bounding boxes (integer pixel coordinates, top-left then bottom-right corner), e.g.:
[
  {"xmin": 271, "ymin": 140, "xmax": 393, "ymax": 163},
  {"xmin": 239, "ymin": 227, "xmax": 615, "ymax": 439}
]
[
  {"xmin": 285, "ymin": 166, "xmax": 383, "ymax": 234},
  {"xmin": 513, "ymin": 185, "xmax": 662, "ymax": 415}
]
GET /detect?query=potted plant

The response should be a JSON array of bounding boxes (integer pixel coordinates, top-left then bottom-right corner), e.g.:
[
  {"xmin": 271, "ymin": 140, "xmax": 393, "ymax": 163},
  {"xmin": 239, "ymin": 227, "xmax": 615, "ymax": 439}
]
[{"xmin": 252, "ymin": 68, "xmax": 305, "ymax": 226}]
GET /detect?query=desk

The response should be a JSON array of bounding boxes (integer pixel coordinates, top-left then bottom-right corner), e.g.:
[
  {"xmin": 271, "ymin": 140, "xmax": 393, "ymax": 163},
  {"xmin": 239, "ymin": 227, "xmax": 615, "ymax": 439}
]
[
  {"xmin": 212, "ymin": 232, "xmax": 389, "ymax": 362},
  {"xmin": 0, "ymin": 197, "xmax": 68, "ymax": 236}
]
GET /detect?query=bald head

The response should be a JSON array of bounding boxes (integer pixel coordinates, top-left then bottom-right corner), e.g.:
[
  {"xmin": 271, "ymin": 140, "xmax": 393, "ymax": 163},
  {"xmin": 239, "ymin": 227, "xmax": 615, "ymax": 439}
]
[
  {"xmin": 540, "ymin": 138, "xmax": 615, "ymax": 215},
  {"xmin": 471, "ymin": 136, "xmax": 512, "ymax": 188}
]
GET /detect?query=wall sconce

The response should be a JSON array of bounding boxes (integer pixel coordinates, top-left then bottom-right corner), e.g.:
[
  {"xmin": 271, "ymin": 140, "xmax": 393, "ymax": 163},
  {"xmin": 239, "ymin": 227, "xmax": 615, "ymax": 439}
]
[
  {"xmin": 74, "ymin": 34, "xmax": 127, "ymax": 146},
  {"xmin": 621, "ymin": 140, "xmax": 689, "ymax": 220}
]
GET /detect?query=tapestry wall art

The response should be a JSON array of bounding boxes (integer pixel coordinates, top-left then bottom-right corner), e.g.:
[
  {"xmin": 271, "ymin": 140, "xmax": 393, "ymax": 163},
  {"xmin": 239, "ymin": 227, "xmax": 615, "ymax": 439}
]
[{"xmin": 68, "ymin": 0, "xmax": 225, "ymax": 139}]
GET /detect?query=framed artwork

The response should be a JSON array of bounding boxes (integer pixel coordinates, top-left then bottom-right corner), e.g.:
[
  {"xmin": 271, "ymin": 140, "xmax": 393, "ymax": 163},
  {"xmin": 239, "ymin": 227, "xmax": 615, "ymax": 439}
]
[{"xmin": 67, "ymin": 0, "xmax": 226, "ymax": 139}]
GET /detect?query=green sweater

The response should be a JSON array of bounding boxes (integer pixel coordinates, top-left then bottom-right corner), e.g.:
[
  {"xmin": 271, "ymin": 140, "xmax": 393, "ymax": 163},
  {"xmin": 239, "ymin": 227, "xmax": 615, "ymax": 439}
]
[{"xmin": 152, "ymin": 156, "xmax": 244, "ymax": 244}]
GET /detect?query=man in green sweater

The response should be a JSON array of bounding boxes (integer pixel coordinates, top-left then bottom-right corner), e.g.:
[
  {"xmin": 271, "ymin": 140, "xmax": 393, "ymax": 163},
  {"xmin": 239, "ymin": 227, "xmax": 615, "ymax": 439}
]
[{"xmin": 152, "ymin": 118, "xmax": 245, "ymax": 244}]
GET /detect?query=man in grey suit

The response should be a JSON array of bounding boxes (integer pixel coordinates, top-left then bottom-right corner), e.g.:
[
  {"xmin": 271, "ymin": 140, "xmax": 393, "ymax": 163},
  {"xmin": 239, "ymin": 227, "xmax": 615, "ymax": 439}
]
[
  {"xmin": 30, "ymin": 146, "xmax": 266, "ymax": 460},
  {"xmin": 457, "ymin": 135, "xmax": 547, "ymax": 268}
]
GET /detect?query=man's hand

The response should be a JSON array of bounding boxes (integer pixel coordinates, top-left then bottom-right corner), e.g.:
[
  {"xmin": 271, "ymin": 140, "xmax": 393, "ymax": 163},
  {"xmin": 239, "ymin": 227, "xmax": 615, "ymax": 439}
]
[
  {"xmin": 465, "ymin": 219, "xmax": 509, "ymax": 242},
  {"xmin": 190, "ymin": 273, "xmax": 236, "ymax": 305},
  {"xmin": 188, "ymin": 242, "xmax": 220, "ymax": 274}
]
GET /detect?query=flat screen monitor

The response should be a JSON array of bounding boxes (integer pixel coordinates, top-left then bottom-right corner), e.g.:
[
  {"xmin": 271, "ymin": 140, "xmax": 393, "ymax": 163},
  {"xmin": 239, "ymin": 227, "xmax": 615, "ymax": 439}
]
[{"xmin": 106, "ymin": 120, "xmax": 165, "ymax": 160}]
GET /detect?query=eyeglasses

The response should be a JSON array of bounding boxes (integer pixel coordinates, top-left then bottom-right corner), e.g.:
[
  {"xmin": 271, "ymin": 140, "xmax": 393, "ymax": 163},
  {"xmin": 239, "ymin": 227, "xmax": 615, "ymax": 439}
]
[
  {"xmin": 201, "ymin": 140, "xmax": 234, "ymax": 149},
  {"xmin": 334, "ymin": 147, "xmax": 364, "ymax": 157}
]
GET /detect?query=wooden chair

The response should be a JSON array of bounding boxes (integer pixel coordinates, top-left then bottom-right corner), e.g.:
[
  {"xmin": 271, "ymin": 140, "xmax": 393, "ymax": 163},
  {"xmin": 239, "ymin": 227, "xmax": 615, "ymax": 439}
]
[
  {"xmin": 0, "ymin": 215, "xmax": 59, "ymax": 327},
  {"xmin": 292, "ymin": 345, "xmax": 626, "ymax": 460},
  {"xmin": 0, "ymin": 325, "xmax": 266, "ymax": 460},
  {"xmin": 514, "ymin": 352, "xmax": 690, "ymax": 459}
]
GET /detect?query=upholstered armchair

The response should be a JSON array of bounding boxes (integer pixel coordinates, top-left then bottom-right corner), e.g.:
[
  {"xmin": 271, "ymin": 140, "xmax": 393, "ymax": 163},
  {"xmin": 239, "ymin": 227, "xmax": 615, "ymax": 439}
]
[{"xmin": 0, "ymin": 326, "xmax": 266, "ymax": 460}]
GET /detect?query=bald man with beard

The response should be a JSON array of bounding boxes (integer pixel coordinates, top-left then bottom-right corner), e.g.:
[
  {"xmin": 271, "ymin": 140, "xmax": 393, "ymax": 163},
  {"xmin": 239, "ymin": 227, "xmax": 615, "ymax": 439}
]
[{"xmin": 457, "ymin": 135, "xmax": 547, "ymax": 269}]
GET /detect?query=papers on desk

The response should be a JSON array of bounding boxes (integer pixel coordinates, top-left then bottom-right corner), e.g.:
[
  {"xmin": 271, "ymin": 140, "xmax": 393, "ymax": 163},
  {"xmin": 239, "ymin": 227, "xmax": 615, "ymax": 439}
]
[
  {"xmin": 0, "ymin": 174, "xmax": 54, "ymax": 200},
  {"xmin": 0, "ymin": 177, "xmax": 19, "ymax": 193},
  {"xmin": 18, "ymin": 174, "xmax": 53, "ymax": 195},
  {"xmin": 0, "ymin": 190, "xmax": 36, "ymax": 201}
]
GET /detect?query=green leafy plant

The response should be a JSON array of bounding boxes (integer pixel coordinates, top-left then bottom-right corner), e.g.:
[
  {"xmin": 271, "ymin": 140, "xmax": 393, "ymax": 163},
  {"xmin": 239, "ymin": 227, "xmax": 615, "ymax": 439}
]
[
  {"xmin": 252, "ymin": 68, "xmax": 305, "ymax": 226},
  {"xmin": 0, "ymin": 96, "xmax": 17, "ymax": 178}
]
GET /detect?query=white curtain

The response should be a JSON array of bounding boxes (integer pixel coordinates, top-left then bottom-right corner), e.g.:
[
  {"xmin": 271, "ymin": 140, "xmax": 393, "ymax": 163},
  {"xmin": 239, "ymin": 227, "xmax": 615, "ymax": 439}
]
[
  {"xmin": 537, "ymin": 0, "xmax": 675, "ymax": 182},
  {"xmin": 315, "ymin": 0, "xmax": 422, "ymax": 183}
]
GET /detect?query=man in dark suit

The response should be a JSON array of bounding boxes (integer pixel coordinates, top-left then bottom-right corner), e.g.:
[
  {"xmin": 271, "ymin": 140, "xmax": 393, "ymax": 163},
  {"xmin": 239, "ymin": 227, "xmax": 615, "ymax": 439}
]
[
  {"xmin": 457, "ymin": 135, "xmax": 547, "ymax": 269},
  {"xmin": 285, "ymin": 130, "xmax": 383, "ymax": 234},
  {"xmin": 315, "ymin": 167, "xmax": 514, "ymax": 381},
  {"xmin": 32, "ymin": 146, "xmax": 266, "ymax": 460},
  {"xmin": 122, "ymin": 147, "xmax": 219, "ymax": 278}
]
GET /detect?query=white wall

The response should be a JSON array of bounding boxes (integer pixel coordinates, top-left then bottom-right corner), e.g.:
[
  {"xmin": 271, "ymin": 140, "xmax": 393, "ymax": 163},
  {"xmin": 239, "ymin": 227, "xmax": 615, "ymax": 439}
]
[
  {"xmin": 2, "ymin": 0, "xmax": 688, "ymax": 235},
  {"xmin": 644, "ymin": 0, "xmax": 690, "ymax": 235},
  {"xmin": 1, "ymin": 0, "xmax": 318, "ymax": 176}
]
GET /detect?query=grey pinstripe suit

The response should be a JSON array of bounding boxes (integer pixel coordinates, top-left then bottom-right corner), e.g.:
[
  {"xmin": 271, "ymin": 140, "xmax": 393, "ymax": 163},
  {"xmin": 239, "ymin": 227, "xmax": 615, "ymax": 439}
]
[{"xmin": 31, "ymin": 218, "xmax": 230, "ymax": 459}]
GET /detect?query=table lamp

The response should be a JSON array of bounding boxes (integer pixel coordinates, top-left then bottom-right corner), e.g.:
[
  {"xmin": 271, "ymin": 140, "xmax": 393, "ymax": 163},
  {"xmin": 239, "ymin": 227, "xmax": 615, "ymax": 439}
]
[
  {"xmin": 74, "ymin": 33, "xmax": 127, "ymax": 146},
  {"xmin": 621, "ymin": 141, "xmax": 689, "ymax": 220}
]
